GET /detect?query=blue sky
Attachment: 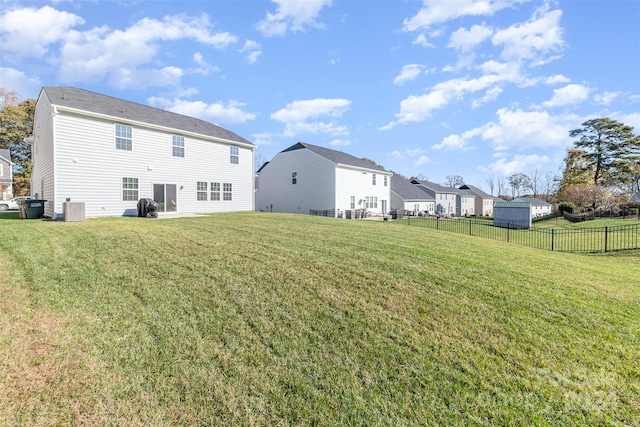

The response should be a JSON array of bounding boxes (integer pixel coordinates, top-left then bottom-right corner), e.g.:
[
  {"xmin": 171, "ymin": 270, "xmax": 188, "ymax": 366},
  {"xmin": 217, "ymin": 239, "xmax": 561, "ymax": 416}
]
[{"xmin": 1, "ymin": 0, "xmax": 639, "ymax": 191}]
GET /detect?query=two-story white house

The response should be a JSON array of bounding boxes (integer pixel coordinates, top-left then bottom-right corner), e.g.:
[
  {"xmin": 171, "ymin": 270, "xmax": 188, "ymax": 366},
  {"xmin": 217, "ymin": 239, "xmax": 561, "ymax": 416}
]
[
  {"xmin": 513, "ymin": 197, "xmax": 552, "ymax": 218},
  {"xmin": 411, "ymin": 179, "xmax": 460, "ymax": 216},
  {"xmin": 0, "ymin": 148, "xmax": 13, "ymax": 200},
  {"xmin": 29, "ymin": 87, "xmax": 255, "ymax": 218},
  {"xmin": 255, "ymin": 142, "xmax": 392, "ymax": 217},
  {"xmin": 390, "ymin": 174, "xmax": 435, "ymax": 214},
  {"xmin": 458, "ymin": 184, "xmax": 499, "ymax": 217}
]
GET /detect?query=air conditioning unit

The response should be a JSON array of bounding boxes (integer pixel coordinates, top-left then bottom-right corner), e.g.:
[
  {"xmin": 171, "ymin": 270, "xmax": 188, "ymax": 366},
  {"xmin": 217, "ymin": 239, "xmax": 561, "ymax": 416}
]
[{"xmin": 63, "ymin": 201, "xmax": 85, "ymax": 222}]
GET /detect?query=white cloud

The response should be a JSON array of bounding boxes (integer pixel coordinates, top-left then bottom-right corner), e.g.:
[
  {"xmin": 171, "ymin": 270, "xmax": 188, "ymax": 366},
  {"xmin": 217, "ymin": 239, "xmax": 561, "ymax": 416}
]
[
  {"xmin": 402, "ymin": 0, "xmax": 528, "ymax": 33},
  {"xmin": 594, "ymin": 91, "xmax": 619, "ymax": 106},
  {"xmin": 149, "ymin": 97, "xmax": 256, "ymax": 124},
  {"xmin": 193, "ymin": 52, "xmax": 220, "ymax": 75},
  {"xmin": 257, "ymin": 0, "xmax": 332, "ymax": 37},
  {"xmin": 612, "ymin": 112, "xmax": 640, "ymax": 131},
  {"xmin": 542, "ymin": 83, "xmax": 590, "ymax": 108},
  {"xmin": 329, "ymin": 139, "xmax": 352, "ymax": 146},
  {"xmin": 252, "ymin": 132, "xmax": 277, "ymax": 146},
  {"xmin": 382, "ymin": 74, "xmax": 506, "ymax": 129},
  {"xmin": 390, "ymin": 150, "xmax": 405, "ymax": 160},
  {"xmin": 481, "ymin": 108, "xmax": 576, "ymax": 150},
  {"xmin": 110, "ymin": 66, "xmax": 184, "ymax": 90},
  {"xmin": 492, "ymin": 6, "xmax": 565, "ymax": 64},
  {"xmin": 0, "ymin": 5, "xmax": 84, "ymax": 59},
  {"xmin": 471, "ymin": 86, "xmax": 503, "ymax": 108},
  {"xmin": 433, "ymin": 128, "xmax": 482, "ymax": 151},
  {"xmin": 271, "ymin": 98, "xmax": 351, "ymax": 137},
  {"xmin": 448, "ymin": 24, "xmax": 493, "ymax": 52},
  {"xmin": 545, "ymin": 74, "xmax": 570, "ymax": 85},
  {"xmin": 393, "ymin": 64, "xmax": 424, "ymax": 85},
  {"xmin": 412, "ymin": 33, "xmax": 435, "ymax": 47},
  {"xmin": 0, "ymin": 67, "xmax": 41, "ymax": 98},
  {"xmin": 241, "ymin": 40, "xmax": 262, "ymax": 64},
  {"xmin": 54, "ymin": 13, "xmax": 237, "ymax": 86},
  {"xmin": 488, "ymin": 154, "xmax": 550, "ymax": 176},
  {"xmin": 415, "ymin": 155, "xmax": 431, "ymax": 166}
]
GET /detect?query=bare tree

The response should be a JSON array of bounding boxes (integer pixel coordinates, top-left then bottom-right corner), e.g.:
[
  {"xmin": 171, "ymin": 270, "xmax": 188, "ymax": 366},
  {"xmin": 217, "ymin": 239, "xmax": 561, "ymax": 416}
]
[
  {"xmin": 484, "ymin": 175, "xmax": 495, "ymax": 195},
  {"xmin": 255, "ymin": 153, "xmax": 268, "ymax": 172},
  {"xmin": 496, "ymin": 176, "xmax": 506, "ymax": 197},
  {"xmin": 542, "ymin": 171, "xmax": 559, "ymax": 202},
  {"xmin": 444, "ymin": 174, "xmax": 464, "ymax": 188},
  {"xmin": 525, "ymin": 169, "xmax": 541, "ymax": 197},
  {"xmin": 508, "ymin": 173, "xmax": 530, "ymax": 198}
]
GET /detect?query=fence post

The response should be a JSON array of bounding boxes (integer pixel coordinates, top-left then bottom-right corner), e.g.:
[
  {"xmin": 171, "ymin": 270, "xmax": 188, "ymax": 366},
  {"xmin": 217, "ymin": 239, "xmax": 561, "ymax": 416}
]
[
  {"xmin": 551, "ymin": 228, "xmax": 555, "ymax": 251},
  {"xmin": 604, "ymin": 226, "xmax": 608, "ymax": 252},
  {"xmin": 436, "ymin": 216, "xmax": 439, "ymax": 230},
  {"xmin": 507, "ymin": 224, "xmax": 510, "ymax": 243},
  {"xmin": 469, "ymin": 219, "xmax": 472, "ymax": 236}
]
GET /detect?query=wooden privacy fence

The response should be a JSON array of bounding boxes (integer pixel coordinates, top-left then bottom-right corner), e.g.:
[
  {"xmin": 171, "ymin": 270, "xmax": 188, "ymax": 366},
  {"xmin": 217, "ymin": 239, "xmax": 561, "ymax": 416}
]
[{"xmin": 406, "ymin": 216, "xmax": 640, "ymax": 253}]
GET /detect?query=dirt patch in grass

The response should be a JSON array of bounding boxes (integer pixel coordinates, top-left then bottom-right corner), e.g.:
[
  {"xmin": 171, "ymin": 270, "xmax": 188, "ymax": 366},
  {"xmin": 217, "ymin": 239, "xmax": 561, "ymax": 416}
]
[{"xmin": 0, "ymin": 257, "xmax": 123, "ymax": 426}]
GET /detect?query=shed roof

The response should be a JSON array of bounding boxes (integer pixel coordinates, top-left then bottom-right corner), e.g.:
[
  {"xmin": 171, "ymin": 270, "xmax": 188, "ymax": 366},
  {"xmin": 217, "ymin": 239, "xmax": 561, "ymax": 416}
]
[
  {"xmin": 41, "ymin": 87, "xmax": 254, "ymax": 146},
  {"xmin": 282, "ymin": 142, "xmax": 390, "ymax": 173},
  {"xmin": 495, "ymin": 201, "xmax": 531, "ymax": 208}
]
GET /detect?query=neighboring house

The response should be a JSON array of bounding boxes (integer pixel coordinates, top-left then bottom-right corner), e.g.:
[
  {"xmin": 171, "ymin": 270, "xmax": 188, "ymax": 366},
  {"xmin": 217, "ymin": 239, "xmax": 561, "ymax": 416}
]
[
  {"xmin": 629, "ymin": 191, "xmax": 640, "ymax": 203},
  {"xmin": 29, "ymin": 87, "xmax": 255, "ymax": 218},
  {"xmin": 390, "ymin": 174, "xmax": 435, "ymax": 214},
  {"xmin": 0, "ymin": 148, "xmax": 13, "ymax": 200},
  {"xmin": 411, "ymin": 179, "xmax": 460, "ymax": 216},
  {"xmin": 458, "ymin": 188, "xmax": 477, "ymax": 216},
  {"xmin": 513, "ymin": 197, "xmax": 552, "ymax": 218},
  {"xmin": 458, "ymin": 184, "xmax": 499, "ymax": 216},
  {"xmin": 255, "ymin": 142, "xmax": 393, "ymax": 216}
]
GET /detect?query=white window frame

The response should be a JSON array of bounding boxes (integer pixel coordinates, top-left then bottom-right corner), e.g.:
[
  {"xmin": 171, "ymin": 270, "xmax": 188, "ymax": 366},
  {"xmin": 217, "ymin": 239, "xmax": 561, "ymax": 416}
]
[
  {"xmin": 384, "ymin": 175, "xmax": 388, "ymax": 187},
  {"xmin": 172, "ymin": 135, "xmax": 185, "ymax": 158},
  {"xmin": 223, "ymin": 183, "xmax": 232, "ymax": 200},
  {"xmin": 230, "ymin": 145, "xmax": 239, "ymax": 164},
  {"xmin": 122, "ymin": 177, "xmax": 138, "ymax": 201},
  {"xmin": 211, "ymin": 182, "xmax": 220, "ymax": 201},
  {"xmin": 115, "ymin": 124, "xmax": 132, "ymax": 151},
  {"xmin": 197, "ymin": 181, "xmax": 207, "ymax": 201}
]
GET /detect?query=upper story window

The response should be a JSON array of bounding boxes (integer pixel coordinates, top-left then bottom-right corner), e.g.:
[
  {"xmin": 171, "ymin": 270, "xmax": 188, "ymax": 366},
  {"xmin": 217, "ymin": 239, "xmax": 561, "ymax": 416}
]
[
  {"xmin": 230, "ymin": 145, "xmax": 239, "ymax": 164},
  {"xmin": 372, "ymin": 173, "xmax": 377, "ymax": 185},
  {"xmin": 384, "ymin": 176, "xmax": 388, "ymax": 187},
  {"xmin": 172, "ymin": 135, "xmax": 185, "ymax": 157},
  {"xmin": 292, "ymin": 172, "xmax": 297, "ymax": 184},
  {"xmin": 115, "ymin": 124, "xmax": 132, "ymax": 151}
]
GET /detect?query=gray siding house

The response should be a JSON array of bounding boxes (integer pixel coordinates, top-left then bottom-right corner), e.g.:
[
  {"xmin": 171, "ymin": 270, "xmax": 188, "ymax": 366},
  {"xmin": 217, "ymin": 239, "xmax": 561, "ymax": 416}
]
[
  {"xmin": 458, "ymin": 184, "xmax": 499, "ymax": 216},
  {"xmin": 411, "ymin": 179, "xmax": 460, "ymax": 216},
  {"xmin": 0, "ymin": 148, "xmax": 13, "ymax": 200},
  {"xmin": 29, "ymin": 87, "xmax": 255, "ymax": 218},
  {"xmin": 390, "ymin": 174, "xmax": 435, "ymax": 214}
]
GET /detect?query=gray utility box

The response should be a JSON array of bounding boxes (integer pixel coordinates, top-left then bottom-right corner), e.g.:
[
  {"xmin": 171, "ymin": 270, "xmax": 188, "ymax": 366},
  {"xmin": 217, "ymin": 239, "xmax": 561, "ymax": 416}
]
[{"xmin": 63, "ymin": 202, "xmax": 85, "ymax": 222}]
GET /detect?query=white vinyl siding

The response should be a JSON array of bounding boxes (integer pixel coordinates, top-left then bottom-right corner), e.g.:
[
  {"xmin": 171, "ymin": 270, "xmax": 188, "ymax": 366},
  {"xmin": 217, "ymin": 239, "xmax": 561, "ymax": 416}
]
[{"xmin": 37, "ymin": 105, "xmax": 254, "ymax": 218}]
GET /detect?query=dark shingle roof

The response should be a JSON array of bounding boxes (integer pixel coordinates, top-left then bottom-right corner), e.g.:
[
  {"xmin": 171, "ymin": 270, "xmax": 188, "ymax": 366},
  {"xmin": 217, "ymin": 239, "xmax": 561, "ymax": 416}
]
[
  {"xmin": 391, "ymin": 174, "xmax": 434, "ymax": 200},
  {"xmin": 282, "ymin": 142, "xmax": 388, "ymax": 172},
  {"xmin": 513, "ymin": 197, "xmax": 551, "ymax": 207},
  {"xmin": 411, "ymin": 179, "xmax": 458, "ymax": 193},
  {"xmin": 42, "ymin": 87, "xmax": 253, "ymax": 146},
  {"xmin": 629, "ymin": 192, "xmax": 640, "ymax": 203},
  {"xmin": 459, "ymin": 184, "xmax": 492, "ymax": 198}
]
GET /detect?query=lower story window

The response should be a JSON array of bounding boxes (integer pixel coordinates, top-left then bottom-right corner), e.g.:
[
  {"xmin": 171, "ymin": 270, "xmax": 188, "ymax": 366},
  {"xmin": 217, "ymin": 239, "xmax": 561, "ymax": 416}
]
[
  {"xmin": 211, "ymin": 182, "xmax": 220, "ymax": 200},
  {"xmin": 122, "ymin": 177, "xmax": 138, "ymax": 201},
  {"xmin": 350, "ymin": 196, "xmax": 355, "ymax": 209},
  {"xmin": 197, "ymin": 181, "xmax": 207, "ymax": 200},
  {"xmin": 223, "ymin": 183, "xmax": 232, "ymax": 200}
]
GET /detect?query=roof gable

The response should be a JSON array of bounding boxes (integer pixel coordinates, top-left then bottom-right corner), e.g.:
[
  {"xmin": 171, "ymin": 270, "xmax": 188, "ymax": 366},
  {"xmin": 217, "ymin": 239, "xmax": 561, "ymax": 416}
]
[
  {"xmin": 629, "ymin": 191, "xmax": 640, "ymax": 203},
  {"xmin": 282, "ymin": 142, "xmax": 389, "ymax": 172},
  {"xmin": 459, "ymin": 184, "xmax": 492, "ymax": 198},
  {"xmin": 412, "ymin": 179, "xmax": 458, "ymax": 194},
  {"xmin": 41, "ymin": 87, "xmax": 254, "ymax": 146},
  {"xmin": 0, "ymin": 148, "xmax": 12, "ymax": 165},
  {"xmin": 513, "ymin": 197, "xmax": 551, "ymax": 207},
  {"xmin": 391, "ymin": 174, "xmax": 435, "ymax": 200}
]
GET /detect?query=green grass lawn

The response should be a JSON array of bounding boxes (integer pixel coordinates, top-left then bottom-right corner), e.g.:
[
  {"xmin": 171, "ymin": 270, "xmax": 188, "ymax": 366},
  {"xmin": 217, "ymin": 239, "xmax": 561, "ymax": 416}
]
[{"xmin": 1, "ymin": 212, "xmax": 639, "ymax": 426}]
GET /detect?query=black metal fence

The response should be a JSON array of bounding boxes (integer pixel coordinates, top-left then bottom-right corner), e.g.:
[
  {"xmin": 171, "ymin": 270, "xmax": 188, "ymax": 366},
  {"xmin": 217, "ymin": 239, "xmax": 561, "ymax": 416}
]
[
  {"xmin": 309, "ymin": 208, "xmax": 337, "ymax": 217},
  {"xmin": 406, "ymin": 216, "xmax": 640, "ymax": 253},
  {"xmin": 563, "ymin": 207, "xmax": 640, "ymax": 223}
]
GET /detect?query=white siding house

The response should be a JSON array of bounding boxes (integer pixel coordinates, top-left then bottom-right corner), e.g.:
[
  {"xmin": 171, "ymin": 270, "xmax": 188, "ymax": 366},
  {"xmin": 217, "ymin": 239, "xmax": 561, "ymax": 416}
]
[
  {"xmin": 458, "ymin": 184, "xmax": 499, "ymax": 217},
  {"xmin": 0, "ymin": 148, "xmax": 13, "ymax": 200},
  {"xmin": 411, "ymin": 179, "xmax": 460, "ymax": 216},
  {"xmin": 29, "ymin": 87, "xmax": 255, "ymax": 218},
  {"xmin": 513, "ymin": 197, "xmax": 552, "ymax": 218},
  {"xmin": 256, "ymin": 142, "xmax": 392, "ymax": 216}
]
